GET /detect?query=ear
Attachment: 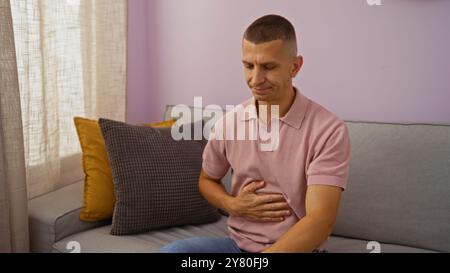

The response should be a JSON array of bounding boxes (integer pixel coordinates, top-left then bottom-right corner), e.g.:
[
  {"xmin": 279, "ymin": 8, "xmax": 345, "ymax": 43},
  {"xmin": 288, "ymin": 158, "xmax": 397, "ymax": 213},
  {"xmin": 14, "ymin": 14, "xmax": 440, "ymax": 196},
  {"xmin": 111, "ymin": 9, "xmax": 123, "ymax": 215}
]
[{"xmin": 291, "ymin": 55, "xmax": 303, "ymax": 78}]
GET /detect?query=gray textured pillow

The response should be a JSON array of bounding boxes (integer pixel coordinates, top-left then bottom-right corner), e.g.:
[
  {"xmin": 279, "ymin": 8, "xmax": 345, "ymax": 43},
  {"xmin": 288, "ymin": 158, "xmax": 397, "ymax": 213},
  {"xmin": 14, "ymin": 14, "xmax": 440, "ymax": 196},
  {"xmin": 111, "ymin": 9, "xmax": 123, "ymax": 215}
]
[{"xmin": 98, "ymin": 118, "xmax": 221, "ymax": 235}]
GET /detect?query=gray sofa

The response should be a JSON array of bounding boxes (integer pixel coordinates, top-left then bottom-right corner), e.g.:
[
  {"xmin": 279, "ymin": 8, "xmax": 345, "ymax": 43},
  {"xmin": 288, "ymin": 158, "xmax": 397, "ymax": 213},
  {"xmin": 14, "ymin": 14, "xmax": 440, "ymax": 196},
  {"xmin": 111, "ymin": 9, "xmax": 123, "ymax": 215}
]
[{"xmin": 28, "ymin": 106, "xmax": 450, "ymax": 253}]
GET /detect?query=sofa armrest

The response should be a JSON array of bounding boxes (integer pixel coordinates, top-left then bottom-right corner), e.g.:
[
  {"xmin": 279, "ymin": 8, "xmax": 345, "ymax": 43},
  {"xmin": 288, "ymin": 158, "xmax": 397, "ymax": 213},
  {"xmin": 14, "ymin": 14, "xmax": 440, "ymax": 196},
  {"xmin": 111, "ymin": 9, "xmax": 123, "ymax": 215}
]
[{"xmin": 28, "ymin": 181, "xmax": 110, "ymax": 253}]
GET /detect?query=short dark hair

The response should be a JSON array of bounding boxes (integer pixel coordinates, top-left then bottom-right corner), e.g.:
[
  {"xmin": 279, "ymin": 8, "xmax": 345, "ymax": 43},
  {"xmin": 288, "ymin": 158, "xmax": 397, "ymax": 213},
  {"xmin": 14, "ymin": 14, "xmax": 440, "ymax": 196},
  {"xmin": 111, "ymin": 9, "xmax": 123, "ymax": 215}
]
[{"xmin": 243, "ymin": 14, "xmax": 297, "ymax": 44}]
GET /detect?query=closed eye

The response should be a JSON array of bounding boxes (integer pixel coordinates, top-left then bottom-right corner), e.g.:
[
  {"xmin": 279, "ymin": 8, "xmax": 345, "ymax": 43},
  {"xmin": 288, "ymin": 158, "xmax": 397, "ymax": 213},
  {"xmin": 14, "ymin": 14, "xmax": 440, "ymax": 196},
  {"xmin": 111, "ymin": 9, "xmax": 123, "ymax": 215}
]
[
  {"xmin": 264, "ymin": 64, "xmax": 276, "ymax": 70},
  {"xmin": 242, "ymin": 61, "xmax": 277, "ymax": 70},
  {"xmin": 243, "ymin": 62, "xmax": 254, "ymax": 69}
]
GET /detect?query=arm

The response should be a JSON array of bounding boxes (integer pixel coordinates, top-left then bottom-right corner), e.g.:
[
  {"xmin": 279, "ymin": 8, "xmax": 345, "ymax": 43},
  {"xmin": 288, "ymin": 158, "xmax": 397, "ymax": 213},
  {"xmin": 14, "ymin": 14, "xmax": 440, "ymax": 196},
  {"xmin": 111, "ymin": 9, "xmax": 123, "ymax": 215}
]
[
  {"xmin": 199, "ymin": 168, "xmax": 291, "ymax": 222},
  {"xmin": 262, "ymin": 184, "xmax": 342, "ymax": 253},
  {"xmin": 198, "ymin": 168, "xmax": 235, "ymax": 214}
]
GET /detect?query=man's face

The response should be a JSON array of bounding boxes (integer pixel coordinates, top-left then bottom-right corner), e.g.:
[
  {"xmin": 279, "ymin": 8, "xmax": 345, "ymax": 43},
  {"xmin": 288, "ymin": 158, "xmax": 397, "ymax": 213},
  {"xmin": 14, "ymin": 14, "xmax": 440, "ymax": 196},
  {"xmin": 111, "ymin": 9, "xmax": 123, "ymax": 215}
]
[{"xmin": 242, "ymin": 38, "xmax": 301, "ymax": 104}]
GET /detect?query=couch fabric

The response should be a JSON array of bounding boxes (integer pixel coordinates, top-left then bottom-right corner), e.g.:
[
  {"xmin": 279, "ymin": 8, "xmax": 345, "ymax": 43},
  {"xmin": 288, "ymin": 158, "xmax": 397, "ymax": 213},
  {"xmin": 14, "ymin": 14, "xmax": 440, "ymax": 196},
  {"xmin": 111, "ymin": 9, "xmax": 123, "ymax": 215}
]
[
  {"xmin": 28, "ymin": 181, "xmax": 110, "ymax": 253},
  {"xmin": 35, "ymin": 179, "xmax": 435, "ymax": 253},
  {"xmin": 28, "ymin": 106, "xmax": 450, "ymax": 252},
  {"xmin": 333, "ymin": 121, "xmax": 450, "ymax": 253}
]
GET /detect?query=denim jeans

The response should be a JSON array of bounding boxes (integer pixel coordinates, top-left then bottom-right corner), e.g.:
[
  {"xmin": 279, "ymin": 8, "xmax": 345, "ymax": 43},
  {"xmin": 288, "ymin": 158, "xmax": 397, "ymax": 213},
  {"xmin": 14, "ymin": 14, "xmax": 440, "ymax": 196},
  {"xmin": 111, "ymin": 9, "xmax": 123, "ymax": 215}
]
[
  {"xmin": 159, "ymin": 237, "xmax": 246, "ymax": 253},
  {"xmin": 159, "ymin": 236, "xmax": 328, "ymax": 253}
]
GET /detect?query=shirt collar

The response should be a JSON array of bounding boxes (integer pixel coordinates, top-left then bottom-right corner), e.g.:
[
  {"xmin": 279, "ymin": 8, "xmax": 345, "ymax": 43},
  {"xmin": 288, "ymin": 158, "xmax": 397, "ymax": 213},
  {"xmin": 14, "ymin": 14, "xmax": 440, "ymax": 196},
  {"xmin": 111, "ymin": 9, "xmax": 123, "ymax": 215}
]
[{"xmin": 239, "ymin": 87, "xmax": 308, "ymax": 130}]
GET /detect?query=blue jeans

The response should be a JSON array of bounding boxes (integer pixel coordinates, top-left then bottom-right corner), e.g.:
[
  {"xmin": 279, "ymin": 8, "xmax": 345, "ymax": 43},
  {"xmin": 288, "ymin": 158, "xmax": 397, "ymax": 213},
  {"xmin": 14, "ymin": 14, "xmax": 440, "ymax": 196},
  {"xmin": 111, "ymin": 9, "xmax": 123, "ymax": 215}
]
[{"xmin": 160, "ymin": 237, "xmax": 246, "ymax": 253}]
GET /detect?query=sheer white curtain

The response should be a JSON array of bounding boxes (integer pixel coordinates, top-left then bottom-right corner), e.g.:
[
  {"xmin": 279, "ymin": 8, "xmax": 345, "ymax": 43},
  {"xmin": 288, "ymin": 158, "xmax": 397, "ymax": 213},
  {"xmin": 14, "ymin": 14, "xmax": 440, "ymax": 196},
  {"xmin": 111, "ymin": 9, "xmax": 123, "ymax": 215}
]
[
  {"xmin": 0, "ymin": 0, "xmax": 29, "ymax": 253},
  {"xmin": 10, "ymin": 0, "xmax": 127, "ymax": 198}
]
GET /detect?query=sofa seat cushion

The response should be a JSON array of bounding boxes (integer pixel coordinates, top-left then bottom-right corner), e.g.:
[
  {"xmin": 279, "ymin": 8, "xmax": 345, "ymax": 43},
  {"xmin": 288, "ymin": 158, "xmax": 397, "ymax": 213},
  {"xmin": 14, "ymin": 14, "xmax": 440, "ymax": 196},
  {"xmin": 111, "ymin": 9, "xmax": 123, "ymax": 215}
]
[
  {"xmin": 29, "ymin": 181, "xmax": 110, "ymax": 253},
  {"xmin": 52, "ymin": 216, "xmax": 229, "ymax": 253},
  {"xmin": 52, "ymin": 215, "xmax": 436, "ymax": 253},
  {"xmin": 324, "ymin": 236, "xmax": 437, "ymax": 253}
]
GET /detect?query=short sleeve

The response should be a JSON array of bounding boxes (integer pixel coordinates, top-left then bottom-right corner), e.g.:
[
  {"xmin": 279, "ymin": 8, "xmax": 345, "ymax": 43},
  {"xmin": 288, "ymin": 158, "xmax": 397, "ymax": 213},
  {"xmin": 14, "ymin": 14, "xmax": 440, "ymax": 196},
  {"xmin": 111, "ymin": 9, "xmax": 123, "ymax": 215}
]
[
  {"xmin": 202, "ymin": 125, "xmax": 230, "ymax": 180},
  {"xmin": 307, "ymin": 122, "xmax": 351, "ymax": 190}
]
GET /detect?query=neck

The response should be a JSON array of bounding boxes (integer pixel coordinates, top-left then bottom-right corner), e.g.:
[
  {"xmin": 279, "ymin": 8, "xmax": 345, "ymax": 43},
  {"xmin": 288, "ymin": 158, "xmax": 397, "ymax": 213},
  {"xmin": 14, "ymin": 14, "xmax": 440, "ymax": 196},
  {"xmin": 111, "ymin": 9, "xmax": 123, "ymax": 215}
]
[{"xmin": 256, "ymin": 86, "xmax": 296, "ymax": 122}]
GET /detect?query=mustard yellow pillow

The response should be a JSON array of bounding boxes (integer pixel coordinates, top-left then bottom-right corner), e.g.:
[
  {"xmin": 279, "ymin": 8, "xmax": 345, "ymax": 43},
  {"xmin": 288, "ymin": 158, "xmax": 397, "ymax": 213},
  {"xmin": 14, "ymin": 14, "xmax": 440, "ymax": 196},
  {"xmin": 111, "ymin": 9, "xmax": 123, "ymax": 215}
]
[
  {"xmin": 74, "ymin": 117, "xmax": 176, "ymax": 222},
  {"xmin": 141, "ymin": 119, "xmax": 177, "ymax": 128}
]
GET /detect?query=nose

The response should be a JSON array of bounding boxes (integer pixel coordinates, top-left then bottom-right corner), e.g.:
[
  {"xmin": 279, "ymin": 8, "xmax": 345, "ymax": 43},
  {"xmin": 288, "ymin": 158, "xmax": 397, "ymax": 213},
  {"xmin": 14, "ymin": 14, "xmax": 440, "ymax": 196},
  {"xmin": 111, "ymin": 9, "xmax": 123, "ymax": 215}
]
[{"xmin": 250, "ymin": 67, "xmax": 266, "ymax": 87}]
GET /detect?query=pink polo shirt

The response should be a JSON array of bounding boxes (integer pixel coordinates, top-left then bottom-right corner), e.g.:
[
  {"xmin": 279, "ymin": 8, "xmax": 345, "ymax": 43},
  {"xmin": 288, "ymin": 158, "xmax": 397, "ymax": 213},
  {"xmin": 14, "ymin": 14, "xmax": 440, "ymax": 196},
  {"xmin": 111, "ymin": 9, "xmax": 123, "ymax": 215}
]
[{"xmin": 202, "ymin": 88, "xmax": 351, "ymax": 252}]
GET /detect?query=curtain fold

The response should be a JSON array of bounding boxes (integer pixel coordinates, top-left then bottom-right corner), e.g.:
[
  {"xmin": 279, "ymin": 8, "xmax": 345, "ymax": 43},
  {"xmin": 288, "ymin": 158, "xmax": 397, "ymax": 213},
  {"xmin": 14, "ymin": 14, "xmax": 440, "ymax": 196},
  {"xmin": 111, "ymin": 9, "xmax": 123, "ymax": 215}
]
[
  {"xmin": 0, "ymin": 0, "xmax": 127, "ymax": 252},
  {"xmin": 0, "ymin": 0, "xmax": 30, "ymax": 253},
  {"xmin": 10, "ymin": 0, "xmax": 127, "ymax": 198}
]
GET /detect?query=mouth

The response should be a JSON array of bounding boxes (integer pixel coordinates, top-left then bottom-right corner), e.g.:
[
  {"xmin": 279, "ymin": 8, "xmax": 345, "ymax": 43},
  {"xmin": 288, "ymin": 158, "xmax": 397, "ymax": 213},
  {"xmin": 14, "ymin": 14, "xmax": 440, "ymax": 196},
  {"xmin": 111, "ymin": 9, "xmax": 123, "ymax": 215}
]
[{"xmin": 252, "ymin": 87, "xmax": 272, "ymax": 95}]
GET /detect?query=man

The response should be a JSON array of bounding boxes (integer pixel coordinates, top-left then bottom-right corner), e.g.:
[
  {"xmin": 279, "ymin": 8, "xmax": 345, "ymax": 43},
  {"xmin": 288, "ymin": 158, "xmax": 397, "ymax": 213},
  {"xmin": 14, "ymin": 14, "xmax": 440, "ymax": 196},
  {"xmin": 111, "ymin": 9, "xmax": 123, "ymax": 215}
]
[{"xmin": 160, "ymin": 14, "xmax": 350, "ymax": 253}]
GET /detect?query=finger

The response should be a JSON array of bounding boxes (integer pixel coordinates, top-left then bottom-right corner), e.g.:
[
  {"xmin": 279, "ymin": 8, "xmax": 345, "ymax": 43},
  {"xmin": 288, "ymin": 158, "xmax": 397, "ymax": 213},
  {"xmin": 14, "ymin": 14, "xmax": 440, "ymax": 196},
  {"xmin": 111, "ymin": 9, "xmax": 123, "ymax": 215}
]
[
  {"xmin": 256, "ymin": 194, "xmax": 286, "ymax": 205},
  {"xmin": 252, "ymin": 180, "xmax": 265, "ymax": 190},
  {"xmin": 243, "ymin": 180, "xmax": 265, "ymax": 193},
  {"xmin": 258, "ymin": 202, "xmax": 291, "ymax": 211},
  {"xmin": 260, "ymin": 210, "xmax": 291, "ymax": 218},
  {"xmin": 241, "ymin": 182, "xmax": 255, "ymax": 193},
  {"xmin": 255, "ymin": 217, "xmax": 285, "ymax": 222}
]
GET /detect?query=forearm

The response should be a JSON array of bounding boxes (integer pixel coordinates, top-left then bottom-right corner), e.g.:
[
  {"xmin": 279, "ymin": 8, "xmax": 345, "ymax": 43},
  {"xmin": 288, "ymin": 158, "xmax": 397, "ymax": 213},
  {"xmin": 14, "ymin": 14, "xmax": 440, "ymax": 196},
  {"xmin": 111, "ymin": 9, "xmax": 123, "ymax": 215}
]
[
  {"xmin": 198, "ymin": 170, "xmax": 235, "ymax": 214},
  {"xmin": 263, "ymin": 215, "xmax": 333, "ymax": 253}
]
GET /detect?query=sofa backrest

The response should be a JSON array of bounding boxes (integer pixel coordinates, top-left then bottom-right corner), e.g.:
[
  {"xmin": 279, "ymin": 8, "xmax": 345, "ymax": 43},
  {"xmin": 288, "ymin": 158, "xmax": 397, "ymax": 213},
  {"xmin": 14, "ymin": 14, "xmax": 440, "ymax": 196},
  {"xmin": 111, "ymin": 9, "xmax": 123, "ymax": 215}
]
[
  {"xmin": 334, "ymin": 121, "xmax": 450, "ymax": 252},
  {"xmin": 164, "ymin": 105, "xmax": 450, "ymax": 252}
]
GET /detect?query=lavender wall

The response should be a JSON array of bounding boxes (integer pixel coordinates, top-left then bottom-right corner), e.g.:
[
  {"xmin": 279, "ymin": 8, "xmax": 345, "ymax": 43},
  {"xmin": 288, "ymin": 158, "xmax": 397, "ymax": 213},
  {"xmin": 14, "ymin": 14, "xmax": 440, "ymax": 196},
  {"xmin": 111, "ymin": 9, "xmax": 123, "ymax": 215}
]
[
  {"xmin": 127, "ymin": 0, "xmax": 159, "ymax": 123},
  {"xmin": 127, "ymin": 0, "xmax": 450, "ymax": 124}
]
